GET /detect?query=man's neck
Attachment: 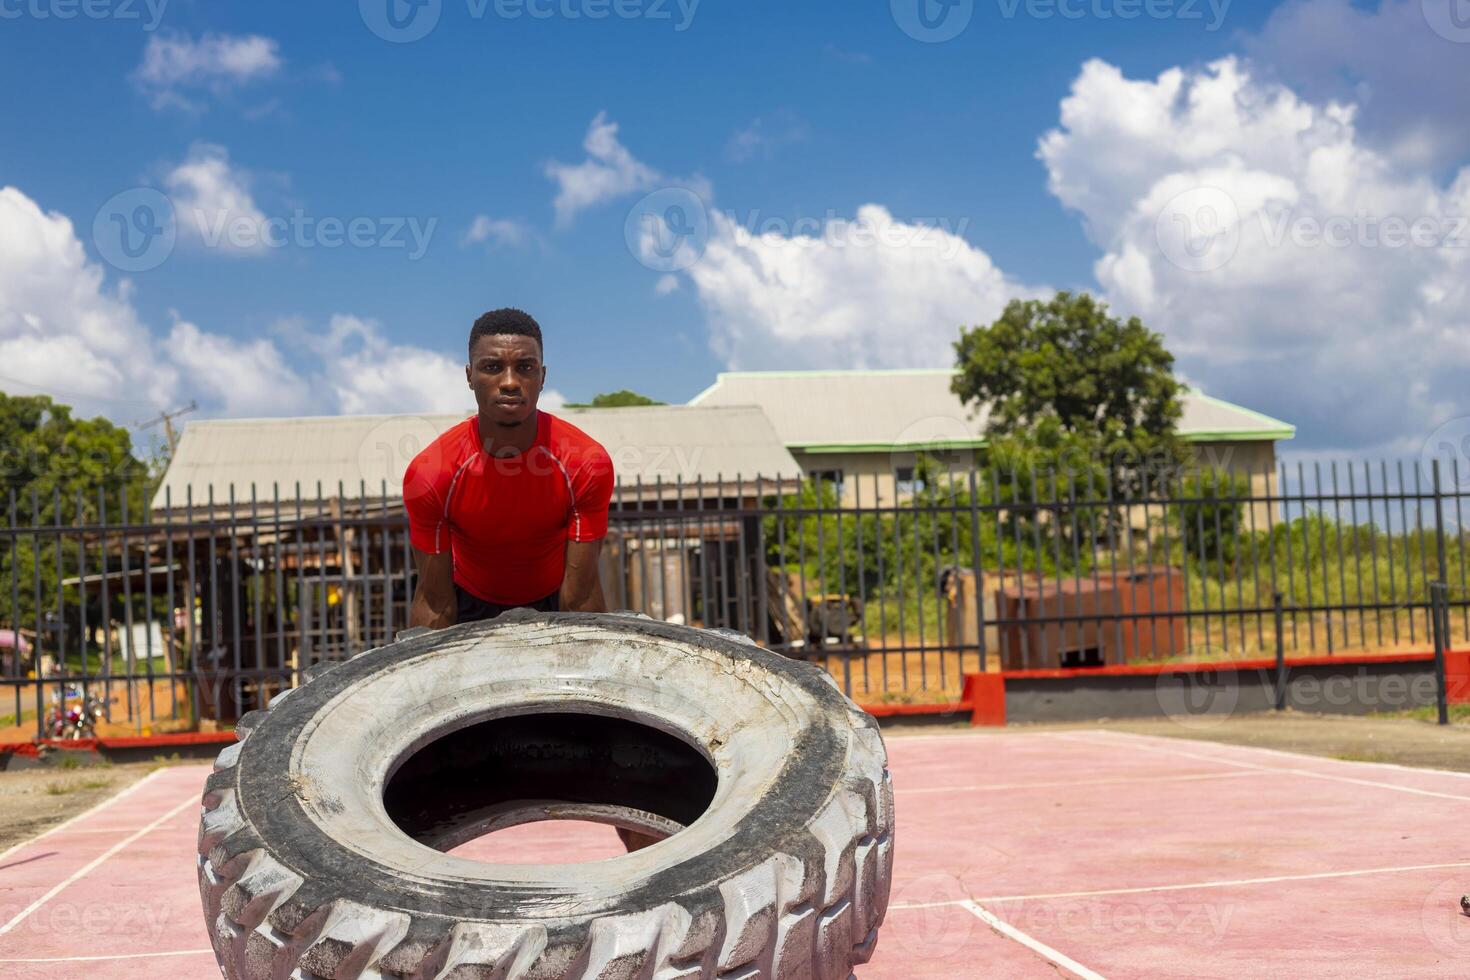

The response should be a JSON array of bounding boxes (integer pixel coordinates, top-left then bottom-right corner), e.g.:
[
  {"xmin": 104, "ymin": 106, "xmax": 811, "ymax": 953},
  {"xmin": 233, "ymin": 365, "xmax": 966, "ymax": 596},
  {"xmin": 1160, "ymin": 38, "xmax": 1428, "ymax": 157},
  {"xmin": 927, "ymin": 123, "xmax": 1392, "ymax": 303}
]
[{"xmin": 476, "ymin": 411, "xmax": 539, "ymax": 458}]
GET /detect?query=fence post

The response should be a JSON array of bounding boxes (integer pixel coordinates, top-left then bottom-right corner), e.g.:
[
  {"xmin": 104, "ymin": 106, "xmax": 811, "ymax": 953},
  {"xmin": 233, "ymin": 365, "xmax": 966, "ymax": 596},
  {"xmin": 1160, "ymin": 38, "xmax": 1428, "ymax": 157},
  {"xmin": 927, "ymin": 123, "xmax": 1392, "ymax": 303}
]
[
  {"xmin": 1432, "ymin": 581, "xmax": 1450, "ymax": 726},
  {"xmin": 1273, "ymin": 591, "xmax": 1286, "ymax": 711},
  {"xmin": 1432, "ymin": 460, "xmax": 1451, "ymax": 588}
]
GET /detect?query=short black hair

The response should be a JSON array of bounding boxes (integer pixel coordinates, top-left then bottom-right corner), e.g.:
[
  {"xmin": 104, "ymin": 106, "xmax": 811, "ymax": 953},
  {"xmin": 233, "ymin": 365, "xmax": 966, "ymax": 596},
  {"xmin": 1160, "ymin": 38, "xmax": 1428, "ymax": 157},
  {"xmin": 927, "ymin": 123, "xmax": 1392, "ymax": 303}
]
[{"xmin": 469, "ymin": 308, "xmax": 543, "ymax": 360}]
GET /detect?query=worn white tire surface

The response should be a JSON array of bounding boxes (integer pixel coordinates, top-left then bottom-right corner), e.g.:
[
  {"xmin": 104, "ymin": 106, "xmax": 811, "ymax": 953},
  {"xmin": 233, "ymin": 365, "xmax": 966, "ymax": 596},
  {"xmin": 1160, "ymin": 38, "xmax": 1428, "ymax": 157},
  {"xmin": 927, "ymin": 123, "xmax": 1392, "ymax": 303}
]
[{"xmin": 198, "ymin": 609, "xmax": 893, "ymax": 979}]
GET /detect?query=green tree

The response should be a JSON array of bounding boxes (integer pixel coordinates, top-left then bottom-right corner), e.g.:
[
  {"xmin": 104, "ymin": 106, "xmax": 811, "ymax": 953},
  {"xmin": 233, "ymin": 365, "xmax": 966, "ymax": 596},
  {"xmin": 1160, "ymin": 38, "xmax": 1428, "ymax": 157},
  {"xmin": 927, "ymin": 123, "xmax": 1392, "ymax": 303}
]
[
  {"xmin": 952, "ymin": 292, "xmax": 1187, "ymax": 495},
  {"xmin": 565, "ymin": 390, "xmax": 667, "ymax": 409},
  {"xmin": 0, "ymin": 393, "xmax": 154, "ymax": 660}
]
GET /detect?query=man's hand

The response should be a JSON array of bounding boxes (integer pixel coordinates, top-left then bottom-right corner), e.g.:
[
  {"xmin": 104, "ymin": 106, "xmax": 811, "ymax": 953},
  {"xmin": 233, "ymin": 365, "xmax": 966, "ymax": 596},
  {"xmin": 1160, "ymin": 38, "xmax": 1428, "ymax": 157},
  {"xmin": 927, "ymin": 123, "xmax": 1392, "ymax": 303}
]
[
  {"xmin": 560, "ymin": 539, "xmax": 606, "ymax": 612},
  {"xmin": 409, "ymin": 548, "xmax": 456, "ymax": 628}
]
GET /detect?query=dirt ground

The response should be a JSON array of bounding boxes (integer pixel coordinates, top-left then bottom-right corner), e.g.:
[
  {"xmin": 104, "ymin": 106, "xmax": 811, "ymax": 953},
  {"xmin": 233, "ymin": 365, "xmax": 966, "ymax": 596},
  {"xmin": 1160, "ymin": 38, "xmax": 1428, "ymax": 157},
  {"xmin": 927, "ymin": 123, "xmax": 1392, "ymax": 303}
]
[{"xmin": 0, "ymin": 760, "xmax": 173, "ymax": 852}]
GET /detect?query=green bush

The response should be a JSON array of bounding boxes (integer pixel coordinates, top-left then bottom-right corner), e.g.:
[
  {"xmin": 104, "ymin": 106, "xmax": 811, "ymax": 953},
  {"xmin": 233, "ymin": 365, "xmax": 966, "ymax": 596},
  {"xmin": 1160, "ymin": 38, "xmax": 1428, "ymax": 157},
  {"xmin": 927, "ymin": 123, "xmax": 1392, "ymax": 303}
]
[{"xmin": 1169, "ymin": 469, "xmax": 1252, "ymax": 570}]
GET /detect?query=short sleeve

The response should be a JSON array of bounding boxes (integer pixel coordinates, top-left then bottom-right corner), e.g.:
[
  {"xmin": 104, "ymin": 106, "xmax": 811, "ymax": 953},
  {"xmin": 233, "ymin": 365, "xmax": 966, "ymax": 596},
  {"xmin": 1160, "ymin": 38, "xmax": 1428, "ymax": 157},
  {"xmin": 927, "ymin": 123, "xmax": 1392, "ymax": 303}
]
[
  {"xmin": 568, "ymin": 446, "xmax": 615, "ymax": 542},
  {"xmin": 403, "ymin": 452, "xmax": 448, "ymax": 554}
]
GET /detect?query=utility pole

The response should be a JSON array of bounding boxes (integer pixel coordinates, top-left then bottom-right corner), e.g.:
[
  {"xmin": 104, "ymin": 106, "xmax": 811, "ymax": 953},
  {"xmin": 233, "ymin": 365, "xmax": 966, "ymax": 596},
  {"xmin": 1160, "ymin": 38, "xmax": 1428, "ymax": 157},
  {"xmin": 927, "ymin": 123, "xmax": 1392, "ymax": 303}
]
[{"xmin": 137, "ymin": 400, "xmax": 198, "ymax": 453}]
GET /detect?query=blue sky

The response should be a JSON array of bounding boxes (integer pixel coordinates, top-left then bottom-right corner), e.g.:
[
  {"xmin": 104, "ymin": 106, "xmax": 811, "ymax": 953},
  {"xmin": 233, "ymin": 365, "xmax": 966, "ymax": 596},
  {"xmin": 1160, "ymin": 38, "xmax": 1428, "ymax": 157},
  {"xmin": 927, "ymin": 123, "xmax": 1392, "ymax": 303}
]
[{"xmin": 2, "ymin": 0, "xmax": 1468, "ymax": 462}]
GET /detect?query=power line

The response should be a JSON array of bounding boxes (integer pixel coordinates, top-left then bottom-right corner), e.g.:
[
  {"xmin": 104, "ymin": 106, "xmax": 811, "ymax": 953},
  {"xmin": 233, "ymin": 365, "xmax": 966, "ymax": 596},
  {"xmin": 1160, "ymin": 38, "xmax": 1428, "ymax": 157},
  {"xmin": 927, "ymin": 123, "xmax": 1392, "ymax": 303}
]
[
  {"xmin": 0, "ymin": 373, "xmax": 168, "ymax": 410},
  {"xmin": 136, "ymin": 401, "xmax": 198, "ymax": 453}
]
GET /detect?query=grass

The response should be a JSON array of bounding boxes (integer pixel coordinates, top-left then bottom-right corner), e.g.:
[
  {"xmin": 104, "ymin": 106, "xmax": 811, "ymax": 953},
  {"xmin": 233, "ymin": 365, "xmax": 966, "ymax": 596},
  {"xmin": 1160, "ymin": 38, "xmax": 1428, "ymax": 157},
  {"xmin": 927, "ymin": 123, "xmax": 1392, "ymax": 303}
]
[
  {"xmin": 1370, "ymin": 703, "xmax": 1470, "ymax": 725},
  {"xmin": 45, "ymin": 776, "xmax": 109, "ymax": 795}
]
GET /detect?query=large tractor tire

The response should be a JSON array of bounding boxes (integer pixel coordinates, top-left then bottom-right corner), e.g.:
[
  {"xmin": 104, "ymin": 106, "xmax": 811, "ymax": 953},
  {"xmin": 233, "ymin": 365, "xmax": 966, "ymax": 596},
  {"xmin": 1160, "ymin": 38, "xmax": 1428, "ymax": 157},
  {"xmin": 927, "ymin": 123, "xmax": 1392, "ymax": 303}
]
[{"xmin": 197, "ymin": 610, "xmax": 894, "ymax": 979}]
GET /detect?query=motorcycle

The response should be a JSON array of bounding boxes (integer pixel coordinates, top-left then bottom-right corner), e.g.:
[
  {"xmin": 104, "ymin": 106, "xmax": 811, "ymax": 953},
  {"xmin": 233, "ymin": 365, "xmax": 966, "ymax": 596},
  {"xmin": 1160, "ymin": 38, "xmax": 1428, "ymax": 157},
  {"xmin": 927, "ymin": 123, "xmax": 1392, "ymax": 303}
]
[{"xmin": 45, "ymin": 686, "xmax": 104, "ymax": 739}]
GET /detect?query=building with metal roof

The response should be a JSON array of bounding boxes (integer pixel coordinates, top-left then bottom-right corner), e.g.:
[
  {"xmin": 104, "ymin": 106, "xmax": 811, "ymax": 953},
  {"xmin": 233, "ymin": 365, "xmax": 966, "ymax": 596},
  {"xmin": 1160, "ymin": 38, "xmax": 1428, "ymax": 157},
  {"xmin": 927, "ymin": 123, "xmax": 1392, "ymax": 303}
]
[
  {"xmin": 152, "ymin": 404, "xmax": 803, "ymax": 513},
  {"xmin": 690, "ymin": 369, "xmax": 1294, "ymax": 506}
]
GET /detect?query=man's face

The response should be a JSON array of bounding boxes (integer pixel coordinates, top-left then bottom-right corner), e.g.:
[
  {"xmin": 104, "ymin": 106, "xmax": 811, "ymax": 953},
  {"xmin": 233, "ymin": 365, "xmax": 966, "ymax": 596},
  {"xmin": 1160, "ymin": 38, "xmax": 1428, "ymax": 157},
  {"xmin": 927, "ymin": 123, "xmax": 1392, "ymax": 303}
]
[{"xmin": 467, "ymin": 334, "xmax": 545, "ymax": 428}]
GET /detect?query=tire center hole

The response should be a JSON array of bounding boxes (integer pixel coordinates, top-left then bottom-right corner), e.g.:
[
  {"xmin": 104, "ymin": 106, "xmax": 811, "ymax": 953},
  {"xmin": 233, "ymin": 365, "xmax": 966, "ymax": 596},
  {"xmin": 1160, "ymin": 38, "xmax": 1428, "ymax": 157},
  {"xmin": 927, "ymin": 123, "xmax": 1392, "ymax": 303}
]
[{"xmin": 383, "ymin": 711, "xmax": 718, "ymax": 862}]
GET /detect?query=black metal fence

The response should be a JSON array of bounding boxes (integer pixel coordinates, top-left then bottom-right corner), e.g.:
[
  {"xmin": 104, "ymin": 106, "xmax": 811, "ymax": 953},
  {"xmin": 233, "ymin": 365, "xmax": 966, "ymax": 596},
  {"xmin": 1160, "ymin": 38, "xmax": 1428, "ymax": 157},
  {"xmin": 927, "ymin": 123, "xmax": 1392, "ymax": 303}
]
[{"xmin": 3, "ymin": 460, "xmax": 1468, "ymax": 739}]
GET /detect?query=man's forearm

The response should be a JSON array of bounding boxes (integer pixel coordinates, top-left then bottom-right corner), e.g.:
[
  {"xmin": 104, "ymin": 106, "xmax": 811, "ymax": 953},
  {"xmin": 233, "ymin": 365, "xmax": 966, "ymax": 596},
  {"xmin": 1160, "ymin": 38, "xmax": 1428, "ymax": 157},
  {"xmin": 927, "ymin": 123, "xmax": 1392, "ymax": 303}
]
[
  {"xmin": 409, "ymin": 587, "xmax": 456, "ymax": 629},
  {"xmin": 560, "ymin": 576, "xmax": 607, "ymax": 613}
]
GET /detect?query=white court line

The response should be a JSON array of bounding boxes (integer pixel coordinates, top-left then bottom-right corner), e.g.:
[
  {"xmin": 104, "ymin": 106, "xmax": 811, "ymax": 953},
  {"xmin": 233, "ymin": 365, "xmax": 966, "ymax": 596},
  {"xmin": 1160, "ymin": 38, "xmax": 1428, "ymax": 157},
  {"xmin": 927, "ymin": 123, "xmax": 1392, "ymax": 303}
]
[
  {"xmin": 962, "ymin": 900, "xmax": 1107, "ymax": 980},
  {"xmin": 889, "ymin": 859, "xmax": 1470, "ymax": 910},
  {"xmin": 36, "ymin": 822, "xmax": 195, "ymax": 836},
  {"xmin": 0, "ymin": 794, "xmax": 199, "ymax": 938},
  {"xmin": 0, "ymin": 768, "xmax": 168, "ymax": 867},
  {"xmin": 0, "ymin": 948, "xmax": 215, "ymax": 963},
  {"xmin": 898, "ymin": 769, "xmax": 1271, "ymax": 795},
  {"xmin": 1083, "ymin": 728, "xmax": 1470, "ymax": 781},
  {"xmin": 1052, "ymin": 731, "xmax": 1470, "ymax": 802}
]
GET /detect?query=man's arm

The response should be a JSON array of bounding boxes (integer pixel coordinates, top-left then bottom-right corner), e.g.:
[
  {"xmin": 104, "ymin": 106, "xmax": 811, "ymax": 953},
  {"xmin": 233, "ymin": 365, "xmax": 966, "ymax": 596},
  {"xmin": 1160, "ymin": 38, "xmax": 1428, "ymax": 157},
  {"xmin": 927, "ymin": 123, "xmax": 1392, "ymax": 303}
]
[
  {"xmin": 560, "ymin": 539, "xmax": 606, "ymax": 612},
  {"xmin": 409, "ymin": 548, "xmax": 457, "ymax": 628}
]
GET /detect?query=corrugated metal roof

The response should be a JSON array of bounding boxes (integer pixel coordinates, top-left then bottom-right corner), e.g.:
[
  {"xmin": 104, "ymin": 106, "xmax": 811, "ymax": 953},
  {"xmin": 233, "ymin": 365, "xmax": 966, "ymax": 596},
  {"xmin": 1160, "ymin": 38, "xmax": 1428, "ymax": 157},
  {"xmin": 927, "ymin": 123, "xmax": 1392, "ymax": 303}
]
[
  {"xmin": 689, "ymin": 369, "xmax": 1295, "ymax": 450},
  {"xmin": 152, "ymin": 405, "xmax": 802, "ymax": 510}
]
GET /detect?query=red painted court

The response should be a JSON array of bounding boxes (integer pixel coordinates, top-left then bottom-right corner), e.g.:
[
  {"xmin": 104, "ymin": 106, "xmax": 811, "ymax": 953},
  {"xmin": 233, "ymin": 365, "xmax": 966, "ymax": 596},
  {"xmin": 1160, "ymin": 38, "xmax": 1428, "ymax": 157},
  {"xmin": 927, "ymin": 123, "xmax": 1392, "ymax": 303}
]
[{"xmin": 1, "ymin": 729, "xmax": 1467, "ymax": 978}]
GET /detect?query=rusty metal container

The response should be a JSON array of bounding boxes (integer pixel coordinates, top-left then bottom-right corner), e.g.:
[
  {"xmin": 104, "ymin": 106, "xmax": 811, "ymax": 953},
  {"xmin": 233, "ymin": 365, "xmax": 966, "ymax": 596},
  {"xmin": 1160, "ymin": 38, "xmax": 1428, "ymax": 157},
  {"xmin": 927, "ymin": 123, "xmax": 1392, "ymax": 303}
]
[{"xmin": 994, "ymin": 566, "xmax": 1186, "ymax": 670}]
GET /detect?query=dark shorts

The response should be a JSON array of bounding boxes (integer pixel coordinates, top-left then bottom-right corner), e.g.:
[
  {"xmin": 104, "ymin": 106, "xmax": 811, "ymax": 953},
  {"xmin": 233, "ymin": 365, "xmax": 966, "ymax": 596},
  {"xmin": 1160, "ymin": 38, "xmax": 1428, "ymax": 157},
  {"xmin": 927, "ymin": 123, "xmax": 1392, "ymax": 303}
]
[{"xmin": 454, "ymin": 583, "xmax": 560, "ymax": 624}]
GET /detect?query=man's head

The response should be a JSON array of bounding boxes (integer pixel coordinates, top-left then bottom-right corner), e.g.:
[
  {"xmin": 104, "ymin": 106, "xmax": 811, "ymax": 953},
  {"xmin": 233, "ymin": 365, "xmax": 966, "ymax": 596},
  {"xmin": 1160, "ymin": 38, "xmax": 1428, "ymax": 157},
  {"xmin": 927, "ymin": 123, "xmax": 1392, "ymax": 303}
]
[{"xmin": 467, "ymin": 308, "xmax": 546, "ymax": 429}]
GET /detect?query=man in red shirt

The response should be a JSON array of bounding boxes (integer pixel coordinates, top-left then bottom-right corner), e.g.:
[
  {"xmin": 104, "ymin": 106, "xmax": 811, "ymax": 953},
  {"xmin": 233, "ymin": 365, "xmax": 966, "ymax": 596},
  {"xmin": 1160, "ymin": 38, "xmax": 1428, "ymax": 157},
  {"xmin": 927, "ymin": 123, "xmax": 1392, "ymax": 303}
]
[{"xmin": 404, "ymin": 308, "xmax": 615, "ymax": 628}]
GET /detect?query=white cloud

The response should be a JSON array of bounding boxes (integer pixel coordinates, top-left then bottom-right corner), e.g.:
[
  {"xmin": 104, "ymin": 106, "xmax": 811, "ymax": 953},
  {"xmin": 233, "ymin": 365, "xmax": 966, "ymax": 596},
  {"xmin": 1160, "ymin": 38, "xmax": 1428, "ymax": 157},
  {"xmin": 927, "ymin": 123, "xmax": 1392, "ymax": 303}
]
[
  {"xmin": 673, "ymin": 205, "xmax": 1042, "ymax": 369},
  {"xmin": 164, "ymin": 143, "xmax": 270, "ymax": 256},
  {"xmin": 1039, "ymin": 56, "xmax": 1470, "ymax": 454},
  {"xmin": 540, "ymin": 389, "xmax": 568, "ymax": 411},
  {"xmin": 0, "ymin": 184, "xmax": 478, "ymax": 426},
  {"xmin": 1245, "ymin": 0, "xmax": 1470, "ymax": 169},
  {"xmin": 166, "ymin": 318, "xmax": 313, "ymax": 418},
  {"xmin": 300, "ymin": 315, "xmax": 474, "ymax": 416},
  {"xmin": 0, "ymin": 186, "xmax": 179, "ymax": 418},
  {"xmin": 462, "ymin": 215, "xmax": 533, "ymax": 248},
  {"xmin": 545, "ymin": 112, "xmax": 663, "ymax": 226},
  {"xmin": 654, "ymin": 274, "xmax": 680, "ymax": 295},
  {"xmin": 134, "ymin": 32, "xmax": 282, "ymax": 111},
  {"xmin": 726, "ymin": 111, "xmax": 808, "ymax": 163}
]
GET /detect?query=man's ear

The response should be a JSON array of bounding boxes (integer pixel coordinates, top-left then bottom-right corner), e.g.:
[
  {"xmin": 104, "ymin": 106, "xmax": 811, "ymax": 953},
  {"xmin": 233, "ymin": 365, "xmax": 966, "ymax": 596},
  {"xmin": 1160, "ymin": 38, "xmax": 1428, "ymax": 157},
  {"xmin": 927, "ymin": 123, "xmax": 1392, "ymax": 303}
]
[{"xmin": 465, "ymin": 363, "xmax": 472, "ymax": 388}]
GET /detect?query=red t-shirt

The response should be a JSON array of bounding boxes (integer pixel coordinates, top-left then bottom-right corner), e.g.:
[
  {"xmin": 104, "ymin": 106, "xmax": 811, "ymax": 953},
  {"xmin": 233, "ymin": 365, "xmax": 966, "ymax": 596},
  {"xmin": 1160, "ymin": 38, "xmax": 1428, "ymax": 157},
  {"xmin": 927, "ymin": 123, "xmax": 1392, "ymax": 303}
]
[{"xmin": 403, "ymin": 411, "xmax": 615, "ymax": 605}]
